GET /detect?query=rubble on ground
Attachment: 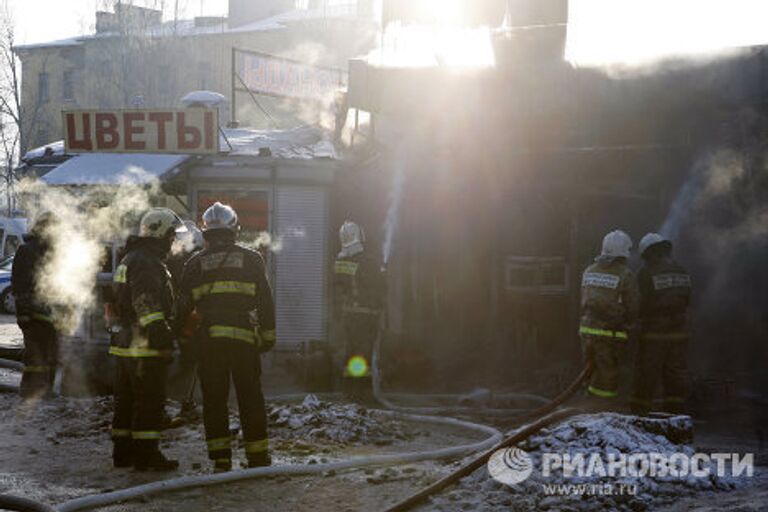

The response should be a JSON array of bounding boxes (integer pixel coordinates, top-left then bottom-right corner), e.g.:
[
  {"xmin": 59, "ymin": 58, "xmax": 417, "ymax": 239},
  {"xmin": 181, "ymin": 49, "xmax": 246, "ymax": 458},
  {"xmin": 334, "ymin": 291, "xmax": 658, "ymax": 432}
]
[
  {"xmin": 268, "ymin": 395, "xmax": 420, "ymax": 451},
  {"xmin": 428, "ymin": 413, "xmax": 748, "ymax": 512}
]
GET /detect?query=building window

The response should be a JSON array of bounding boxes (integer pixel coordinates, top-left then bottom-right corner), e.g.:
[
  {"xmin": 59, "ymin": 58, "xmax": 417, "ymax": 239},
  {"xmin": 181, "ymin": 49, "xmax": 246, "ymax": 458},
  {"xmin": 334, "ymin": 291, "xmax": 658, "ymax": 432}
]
[
  {"xmin": 506, "ymin": 257, "xmax": 569, "ymax": 295},
  {"xmin": 63, "ymin": 70, "xmax": 75, "ymax": 101},
  {"xmin": 38, "ymin": 72, "xmax": 49, "ymax": 104}
]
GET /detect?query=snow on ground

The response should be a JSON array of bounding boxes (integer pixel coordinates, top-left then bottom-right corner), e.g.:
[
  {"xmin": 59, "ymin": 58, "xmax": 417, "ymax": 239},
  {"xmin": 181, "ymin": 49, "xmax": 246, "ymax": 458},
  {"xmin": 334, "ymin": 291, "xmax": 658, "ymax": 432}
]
[
  {"xmin": 0, "ymin": 390, "xmax": 471, "ymax": 510},
  {"xmin": 424, "ymin": 413, "xmax": 762, "ymax": 511}
]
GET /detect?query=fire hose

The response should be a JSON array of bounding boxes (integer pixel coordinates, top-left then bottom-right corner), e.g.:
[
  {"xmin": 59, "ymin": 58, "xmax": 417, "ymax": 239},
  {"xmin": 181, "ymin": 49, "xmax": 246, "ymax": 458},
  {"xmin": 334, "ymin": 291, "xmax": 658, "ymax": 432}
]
[
  {"xmin": 54, "ymin": 412, "xmax": 503, "ymax": 512},
  {"xmin": 0, "ymin": 357, "xmax": 24, "ymax": 372},
  {"xmin": 371, "ymin": 310, "xmax": 557, "ymax": 418},
  {"xmin": 0, "ymin": 494, "xmax": 57, "ymax": 512},
  {"xmin": 0, "ymin": 357, "xmax": 22, "ymax": 393},
  {"xmin": 1, "ymin": 314, "xmax": 592, "ymax": 511},
  {"xmin": 382, "ymin": 364, "xmax": 593, "ymax": 512}
]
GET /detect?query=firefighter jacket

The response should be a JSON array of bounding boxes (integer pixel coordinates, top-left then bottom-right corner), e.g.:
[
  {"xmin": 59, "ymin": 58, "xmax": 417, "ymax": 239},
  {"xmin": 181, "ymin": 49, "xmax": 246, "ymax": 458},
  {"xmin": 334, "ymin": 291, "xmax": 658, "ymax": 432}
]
[
  {"xmin": 178, "ymin": 241, "xmax": 276, "ymax": 350},
  {"xmin": 637, "ymin": 257, "xmax": 691, "ymax": 338},
  {"xmin": 110, "ymin": 239, "xmax": 175, "ymax": 358},
  {"xmin": 334, "ymin": 252, "xmax": 384, "ymax": 314},
  {"xmin": 11, "ymin": 234, "xmax": 53, "ymax": 323},
  {"xmin": 579, "ymin": 257, "xmax": 639, "ymax": 340}
]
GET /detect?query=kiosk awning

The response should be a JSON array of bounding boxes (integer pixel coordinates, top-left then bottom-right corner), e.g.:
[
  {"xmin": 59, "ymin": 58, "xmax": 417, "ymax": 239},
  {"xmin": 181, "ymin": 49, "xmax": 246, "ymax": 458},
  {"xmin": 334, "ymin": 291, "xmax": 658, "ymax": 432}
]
[{"xmin": 42, "ymin": 153, "xmax": 189, "ymax": 186}]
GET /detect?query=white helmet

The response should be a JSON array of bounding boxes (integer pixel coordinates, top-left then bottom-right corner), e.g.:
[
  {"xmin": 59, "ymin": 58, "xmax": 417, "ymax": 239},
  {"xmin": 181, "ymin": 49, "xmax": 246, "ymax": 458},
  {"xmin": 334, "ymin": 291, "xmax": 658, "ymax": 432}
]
[
  {"xmin": 639, "ymin": 233, "xmax": 671, "ymax": 257},
  {"xmin": 338, "ymin": 220, "xmax": 364, "ymax": 258},
  {"xmin": 601, "ymin": 230, "xmax": 633, "ymax": 259},
  {"xmin": 202, "ymin": 202, "xmax": 239, "ymax": 234},
  {"xmin": 139, "ymin": 208, "xmax": 186, "ymax": 239}
]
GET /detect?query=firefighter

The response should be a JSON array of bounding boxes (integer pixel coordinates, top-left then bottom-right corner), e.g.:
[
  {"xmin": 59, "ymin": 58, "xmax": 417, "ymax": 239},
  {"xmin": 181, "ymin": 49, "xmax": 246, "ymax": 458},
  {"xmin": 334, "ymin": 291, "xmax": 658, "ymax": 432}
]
[
  {"xmin": 178, "ymin": 202, "xmax": 276, "ymax": 472},
  {"xmin": 12, "ymin": 212, "xmax": 58, "ymax": 400},
  {"xmin": 631, "ymin": 233, "xmax": 692, "ymax": 415},
  {"xmin": 111, "ymin": 207, "xmax": 185, "ymax": 471},
  {"xmin": 333, "ymin": 220, "xmax": 385, "ymax": 401},
  {"xmin": 579, "ymin": 229, "xmax": 639, "ymax": 405}
]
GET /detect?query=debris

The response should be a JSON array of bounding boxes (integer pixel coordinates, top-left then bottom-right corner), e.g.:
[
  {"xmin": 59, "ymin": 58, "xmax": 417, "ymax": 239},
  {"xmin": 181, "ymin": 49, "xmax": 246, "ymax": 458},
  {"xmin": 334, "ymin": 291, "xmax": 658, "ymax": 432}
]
[
  {"xmin": 430, "ymin": 413, "xmax": 746, "ymax": 511},
  {"xmin": 267, "ymin": 396, "xmax": 417, "ymax": 447}
]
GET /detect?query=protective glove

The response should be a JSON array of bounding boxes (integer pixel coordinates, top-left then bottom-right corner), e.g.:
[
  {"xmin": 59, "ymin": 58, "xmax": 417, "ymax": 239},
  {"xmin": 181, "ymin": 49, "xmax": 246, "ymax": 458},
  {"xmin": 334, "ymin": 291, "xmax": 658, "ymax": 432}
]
[{"xmin": 256, "ymin": 329, "xmax": 276, "ymax": 354}]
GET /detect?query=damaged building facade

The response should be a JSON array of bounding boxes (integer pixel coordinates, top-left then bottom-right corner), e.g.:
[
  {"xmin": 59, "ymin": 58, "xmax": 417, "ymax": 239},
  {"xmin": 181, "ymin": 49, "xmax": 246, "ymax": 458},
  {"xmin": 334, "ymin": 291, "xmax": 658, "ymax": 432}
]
[
  {"xmin": 10, "ymin": 0, "xmax": 768, "ymax": 400},
  {"xmin": 344, "ymin": 0, "xmax": 768, "ymax": 397}
]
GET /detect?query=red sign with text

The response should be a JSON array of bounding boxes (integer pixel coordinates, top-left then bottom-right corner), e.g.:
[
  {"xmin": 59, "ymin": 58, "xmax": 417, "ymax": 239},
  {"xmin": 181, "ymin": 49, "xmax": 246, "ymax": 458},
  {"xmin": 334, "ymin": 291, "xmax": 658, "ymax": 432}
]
[{"xmin": 62, "ymin": 108, "xmax": 219, "ymax": 155}]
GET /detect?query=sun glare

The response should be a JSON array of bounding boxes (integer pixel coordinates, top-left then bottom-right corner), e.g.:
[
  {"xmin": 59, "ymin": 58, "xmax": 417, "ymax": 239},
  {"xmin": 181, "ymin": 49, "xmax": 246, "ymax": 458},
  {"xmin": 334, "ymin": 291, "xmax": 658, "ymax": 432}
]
[{"xmin": 566, "ymin": 0, "xmax": 768, "ymax": 67}]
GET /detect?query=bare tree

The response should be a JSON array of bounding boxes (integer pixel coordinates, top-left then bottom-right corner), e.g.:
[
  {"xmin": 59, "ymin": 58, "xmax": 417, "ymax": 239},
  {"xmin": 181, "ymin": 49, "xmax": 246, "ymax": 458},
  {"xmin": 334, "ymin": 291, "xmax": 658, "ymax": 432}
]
[{"xmin": 0, "ymin": 2, "xmax": 43, "ymax": 215}]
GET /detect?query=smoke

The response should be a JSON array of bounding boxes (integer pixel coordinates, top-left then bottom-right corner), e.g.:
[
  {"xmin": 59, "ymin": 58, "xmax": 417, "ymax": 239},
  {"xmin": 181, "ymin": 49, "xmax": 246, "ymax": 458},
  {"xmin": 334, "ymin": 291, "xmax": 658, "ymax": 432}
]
[
  {"xmin": 19, "ymin": 168, "xmax": 159, "ymax": 334},
  {"xmin": 382, "ymin": 156, "xmax": 405, "ymax": 266},
  {"xmin": 660, "ymin": 151, "xmax": 746, "ymax": 241},
  {"xmin": 659, "ymin": 144, "xmax": 768, "ymax": 377}
]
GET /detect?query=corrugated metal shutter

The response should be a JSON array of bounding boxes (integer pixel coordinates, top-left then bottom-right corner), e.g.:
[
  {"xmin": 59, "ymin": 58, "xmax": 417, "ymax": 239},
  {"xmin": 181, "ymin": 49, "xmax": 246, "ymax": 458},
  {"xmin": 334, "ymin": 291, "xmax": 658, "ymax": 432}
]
[{"xmin": 275, "ymin": 186, "xmax": 328, "ymax": 345}]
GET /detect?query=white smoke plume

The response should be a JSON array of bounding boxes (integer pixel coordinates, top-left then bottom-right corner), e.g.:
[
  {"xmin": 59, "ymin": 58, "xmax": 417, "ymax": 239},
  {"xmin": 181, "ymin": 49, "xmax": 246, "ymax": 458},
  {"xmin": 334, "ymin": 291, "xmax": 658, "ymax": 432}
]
[
  {"xmin": 660, "ymin": 150, "xmax": 746, "ymax": 241},
  {"xmin": 19, "ymin": 168, "xmax": 159, "ymax": 334}
]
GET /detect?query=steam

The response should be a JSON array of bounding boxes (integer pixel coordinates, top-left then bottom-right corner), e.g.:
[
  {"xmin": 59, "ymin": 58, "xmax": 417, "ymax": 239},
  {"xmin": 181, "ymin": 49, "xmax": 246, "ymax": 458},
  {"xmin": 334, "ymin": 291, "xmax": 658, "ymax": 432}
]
[
  {"xmin": 240, "ymin": 227, "xmax": 307, "ymax": 254},
  {"xmin": 660, "ymin": 150, "xmax": 749, "ymax": 242},
  {"xmin": 382, "ymin": 157, "xmax": 405, "ymax": 266},
  {"xmin": 658, "ymin": 144, "xmax": 768, "ymax": 374},
  {"xmin": 19, "ymin": 168, "xmax": 159, "ymax": 334}
]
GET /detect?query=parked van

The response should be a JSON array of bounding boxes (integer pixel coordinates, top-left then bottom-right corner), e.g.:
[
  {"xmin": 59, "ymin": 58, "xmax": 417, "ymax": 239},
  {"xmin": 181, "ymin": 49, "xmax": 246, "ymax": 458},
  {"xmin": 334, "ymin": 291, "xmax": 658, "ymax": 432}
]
[{"xmin": 0, "ymin": 217, "xmax": 27, "ymax": 258}]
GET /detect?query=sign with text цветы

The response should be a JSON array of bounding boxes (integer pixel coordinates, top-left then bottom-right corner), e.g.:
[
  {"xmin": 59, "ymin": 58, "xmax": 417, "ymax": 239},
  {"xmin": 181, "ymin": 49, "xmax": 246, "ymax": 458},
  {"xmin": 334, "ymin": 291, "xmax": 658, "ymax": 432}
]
[{"xmin": 62, "ymin": 108, "xmax": 219, "ymax": 155}]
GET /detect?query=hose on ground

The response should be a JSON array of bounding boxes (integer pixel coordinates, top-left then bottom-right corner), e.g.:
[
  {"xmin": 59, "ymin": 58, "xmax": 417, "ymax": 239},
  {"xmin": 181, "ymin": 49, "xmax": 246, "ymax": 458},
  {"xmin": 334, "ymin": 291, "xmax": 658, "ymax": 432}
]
[
  {"xmin": 0, "ymin": 494, "xmax": 57, "ymax": 512},
  {"xmin": 0, "ymin": 357, "xmax": 24, "ymax": 372},
  {"xmin": 0, "ymin": 382, "xmax": 19, "ymax": 393},
  {"xmin": 383, "ymin": 407, "xmax": 582, "ymax": 512},
  {"xmin": 371, "ymin": 312, "xmax": 552, "ymax": 417},
  {"xmin": 56, "ymin": 412, "xmax": 502, "ymax": 512},
  {"xmin": 381, "ymin": 362, "xmax": 593, "ymax": 512},
  {"xmin": 0, "ymin": 357, "xmax": 23, "ymax": 393}
]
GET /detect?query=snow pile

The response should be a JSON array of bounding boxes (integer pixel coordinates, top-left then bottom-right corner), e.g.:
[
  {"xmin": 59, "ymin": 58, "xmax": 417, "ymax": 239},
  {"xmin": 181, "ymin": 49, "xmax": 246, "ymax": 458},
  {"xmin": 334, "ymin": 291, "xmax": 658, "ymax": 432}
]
[
  {"xmin": 431, "ymin": 413, "xmax": 748, "ymax": 512},
  {"xmin": 268, "ymin": 395, "xmax": 417, "ymax": 448}
]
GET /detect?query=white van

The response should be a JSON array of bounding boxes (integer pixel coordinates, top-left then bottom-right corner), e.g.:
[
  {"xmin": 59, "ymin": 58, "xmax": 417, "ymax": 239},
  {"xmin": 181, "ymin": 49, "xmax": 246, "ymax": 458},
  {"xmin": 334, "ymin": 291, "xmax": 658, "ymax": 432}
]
[{"xmin": 0, "ymin": 217, "xmax": 27, "ymax": 258}]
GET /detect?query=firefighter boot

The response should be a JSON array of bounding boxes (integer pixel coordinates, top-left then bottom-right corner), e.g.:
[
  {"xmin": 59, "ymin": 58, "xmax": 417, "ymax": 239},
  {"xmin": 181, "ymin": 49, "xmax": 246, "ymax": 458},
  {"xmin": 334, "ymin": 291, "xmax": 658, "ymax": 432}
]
[
  {"xmin": 133, "ymin": 441, "xmax": 179, "ymax": 471},
  {"xmin": 112, "ymin": 438, "xmax": 133, "ymax": 468},
  {"xmin": 247, "ymin": 452, "xmax": 272, "ymax": 468}
]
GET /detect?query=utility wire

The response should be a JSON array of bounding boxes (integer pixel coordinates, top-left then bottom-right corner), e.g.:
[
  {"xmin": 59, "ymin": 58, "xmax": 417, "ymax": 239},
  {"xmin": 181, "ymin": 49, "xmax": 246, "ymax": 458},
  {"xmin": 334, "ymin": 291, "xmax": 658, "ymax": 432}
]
[{"xmin": 235, "ymin": 72, "xmax": 277, "ymax": 127}]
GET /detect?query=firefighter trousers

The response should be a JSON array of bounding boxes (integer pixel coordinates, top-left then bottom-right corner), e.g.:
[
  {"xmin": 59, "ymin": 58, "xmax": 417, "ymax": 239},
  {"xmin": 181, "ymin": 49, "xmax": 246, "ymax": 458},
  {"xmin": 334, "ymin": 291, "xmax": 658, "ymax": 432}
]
[
  {"xmin": 197, "ymin": 338, "xmax": 268, "ymax": 464},
  {"xmin": 581, "ymin": 335, "xmax": 623, "ymax": 399},
  {"xmin": 632, "ymin": 336, "xmax": 688, "ymax": 415},
  {"xmin": 112, "ymin": 357, "xmax": 169, "ymax": 460},
  {"xmin": 19, "ymin": 319, "xmax": 58, "ymax": 400}
]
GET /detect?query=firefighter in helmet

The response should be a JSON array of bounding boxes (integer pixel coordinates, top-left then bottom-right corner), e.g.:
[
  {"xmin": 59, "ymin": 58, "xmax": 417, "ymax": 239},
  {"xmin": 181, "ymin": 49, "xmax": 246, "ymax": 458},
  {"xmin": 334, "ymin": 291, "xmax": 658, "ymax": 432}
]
[
  {"xmin": 12, "ymin": 212, "xmax": 59, "ymax": 400},
  {"xmin": 178, "ymin": 202, "xmax": 276, "ymax": 472},
  {"xmin": 333, "ymin": 220, "xmax": 385, "ymax": 401},
  {"xmin": 111, "ymin": 207, "xmax": 185, "ymax": 471},
  {"xmin": 579, "ymin": 229, "xmax": 639, "ymax": 405},
  {"xmin": 631, "ymin": 233, "xmax": 692, "ymax": 415}
]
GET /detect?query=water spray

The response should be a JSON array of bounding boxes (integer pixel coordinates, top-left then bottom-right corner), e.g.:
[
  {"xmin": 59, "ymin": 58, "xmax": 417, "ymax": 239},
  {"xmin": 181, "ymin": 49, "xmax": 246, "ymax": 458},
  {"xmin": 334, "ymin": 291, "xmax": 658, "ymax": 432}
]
[{"xmin": 382, "ymin": 158, "xmax": 405, "ymax": 266}]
